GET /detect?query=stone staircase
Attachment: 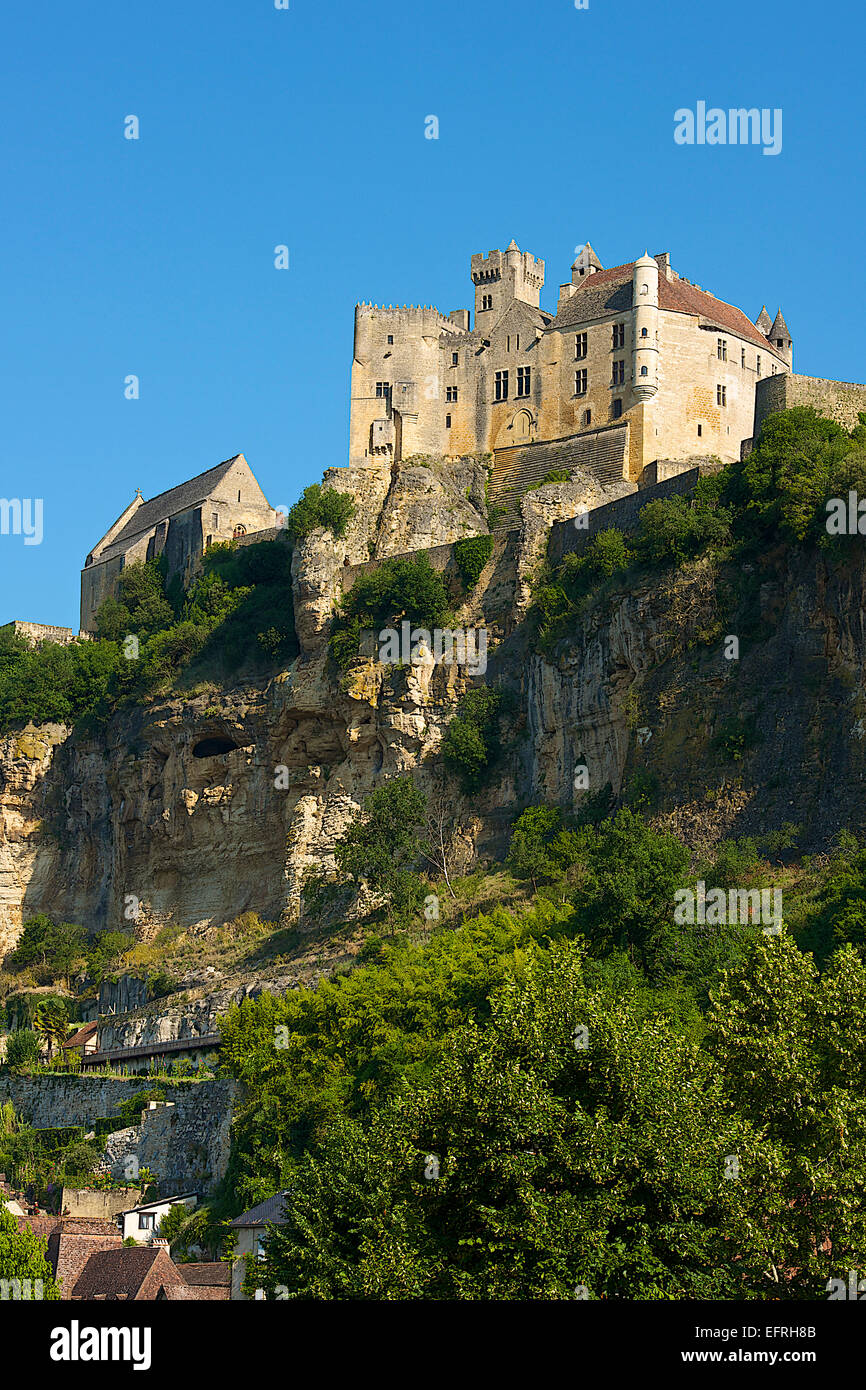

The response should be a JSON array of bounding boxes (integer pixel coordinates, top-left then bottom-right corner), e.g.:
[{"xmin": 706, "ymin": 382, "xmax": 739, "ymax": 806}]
[{"xmin": 487, "ymin": 426, "xmax": 628, "ymax": 530}]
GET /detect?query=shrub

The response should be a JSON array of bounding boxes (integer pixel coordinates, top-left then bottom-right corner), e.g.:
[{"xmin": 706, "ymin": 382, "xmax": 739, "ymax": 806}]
[
  {"xmin": 285, "ymin": 485, "xmax": 356, "ymax": 541},
  {"xmin": 5, "ymin": 1029, "xmax": 39, "ymax": 1071},
  {"xmin": 331, "ymin": 556, "xmax": 450, "ymax": 670},
  {"xmin": 441, "ymin": 686, "xmax": 509, "ymax": 792},
  {"xmin": 453, "ymin": 535, "xmax": 493, "ymax": 591}
]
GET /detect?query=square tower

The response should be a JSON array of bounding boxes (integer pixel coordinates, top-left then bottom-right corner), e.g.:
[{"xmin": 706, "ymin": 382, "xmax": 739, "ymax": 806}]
[{"xmin": 471, "ymin": 241, "xmax": 544, "ymax": 324}]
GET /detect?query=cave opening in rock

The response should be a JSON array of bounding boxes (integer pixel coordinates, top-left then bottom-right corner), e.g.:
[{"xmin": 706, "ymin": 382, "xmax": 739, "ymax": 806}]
[{"xmin": 192, "ymin": 737, "xmax": 239, "ymax": 758}]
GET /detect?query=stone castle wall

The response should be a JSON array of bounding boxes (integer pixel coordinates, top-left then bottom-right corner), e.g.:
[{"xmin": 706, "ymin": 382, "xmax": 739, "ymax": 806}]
[
  {"xmin": 547, "ymin": 468, "xmax": 703, "ymax": 565},
  {"xmin": 0, "ymin": 1074, "xmax": 237, "ymax": 1196},
  {"xmin": 754, "ymin": 373, "xmax": 866, "ymax": 436}
]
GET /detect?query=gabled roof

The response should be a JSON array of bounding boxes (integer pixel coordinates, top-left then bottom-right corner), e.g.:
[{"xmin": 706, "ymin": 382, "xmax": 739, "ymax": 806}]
[
  {"xmin": 107, "ymin": 456, "xmax": 246, "ymax": 551},
  {"xmin": 46, "ymin": 1232, "xmax": 122, "ymax": 1297},
  {"xmin": 70, "ymin": 1246, "xmax": 181, "ymax": 1300},
  {"xmin": 230, "ymin": 1190, "xmax": 290, "ymax": 1228},
  {"xmin": 550, "ymin": 258, "xmax": 777, "ymax": 350},
  {"xmin": 62, "ymin": 1022, "xmax": 98, "ymax": 1049}
]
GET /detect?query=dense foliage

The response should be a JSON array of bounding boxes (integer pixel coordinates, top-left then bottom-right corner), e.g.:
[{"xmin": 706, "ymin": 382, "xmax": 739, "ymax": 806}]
[
  {"xmin": 453, "ymin": 535, "xmax": 494, "ymax": 591},
  {"xmin": 284, "ymin": 484, "xmax": 356, "ymax": 541},
  {"xmin": 330, "ymin": 555, "xmax": 450, "ymax": 671},
  {"xmin": 0, "ymin": 1204, "xmax": 60, "ymax": 1298},
  {"xmin": 441, "ymin": 686, "xmax": 511, "ymax": 792}
]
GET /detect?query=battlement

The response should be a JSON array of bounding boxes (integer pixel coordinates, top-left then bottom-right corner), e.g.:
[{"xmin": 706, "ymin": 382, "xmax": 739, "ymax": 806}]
[
  {"xmin": 355, "ymin": 302, "xmax": 461, "ymax": 330},
  {"xmin": 470, "ymin": 241, "xmax": 544, "ymax": 313}
]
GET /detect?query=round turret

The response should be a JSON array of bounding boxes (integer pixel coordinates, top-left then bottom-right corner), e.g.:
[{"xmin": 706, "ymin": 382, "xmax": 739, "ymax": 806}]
[{"xmin": 632, "ymin": 253, "xmax": 659, "ymax": 401}]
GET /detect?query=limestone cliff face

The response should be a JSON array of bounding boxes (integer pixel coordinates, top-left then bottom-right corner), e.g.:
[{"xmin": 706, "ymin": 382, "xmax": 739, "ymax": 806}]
[{"xmin": 4, "ymin": 462, "xmax": 866, "ymax": 959}]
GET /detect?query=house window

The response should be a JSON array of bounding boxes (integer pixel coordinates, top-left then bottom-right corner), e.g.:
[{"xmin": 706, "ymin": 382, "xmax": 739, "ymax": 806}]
[
  {"xmin": 256, "ymin": 1235, "xmax": 266, "ymax": 1263},
  {"xmin": 205, "ymin": 535, "xmax": 212, "ymax": 548},
  {"xmin": 139, "ymin": 1213, "xmax": 155, "ymax": 1231},
  {"xmin": 741, "ymin": 348, "xmax": 746, "ymax": 368},
  {"xmin": 612, "ymin": 360, "xmax": 625, "ymax": 386},
  {"xmin": 494, "ymin": 370, "xmax": 509, "ymax": 401},
  {"xmin": 612, "ymin": 398, "xmax": 623, "ymax": 419},
  {"xmin": 445, "ymin": 414, "xmax": 451, "ymax": 428},
  {"xmin": 375, "ymin": 381, "xmax": 390, "ymax": 398},
  {"xmin": 451, "ymin": 352, "xmax": 459, "ymax": 365},
  {"xmin": 612, "ymin": 323, "xmax": 625, "ymax": 350},
  {"xmin": 574, "ymin": 333, "xmax": 587, "ymax": 360},
  {"xmin": 212, "ymin": 513, "xmax": 219, "ymax": 528},
  {"xmin": 233, "ymin": 524, "xmax": 246, "ymax": 539},
  {"xmin": 717, "ymin": 338, "xmax": 727, "ymax": 361},
  {"xmin": 446, "ymin": 386, "xmax": 458, "ymax": 402},
  {"xmin": 574, "ymin": 369, "xmax": 588, "ymax": 396},
  {"xmin": 717, "ymin": 385, "xmax": 727, "ymax": 406},
  {"xmin": 516, "ymin": 367, "xmax": 531, "ymax": 396},
  {"xmin": 582, "ymin": 409, "xmax": 592, "ymax": 426},
  {"xmin": 387, "ymin": 334, "xmax": 394, "ymax": 345}
]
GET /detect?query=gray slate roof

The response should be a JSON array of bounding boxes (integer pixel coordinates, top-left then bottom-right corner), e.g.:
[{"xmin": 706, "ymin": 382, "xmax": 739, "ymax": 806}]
[
  {"xmin": 229, "ymin": 1190, "xmax": 291, "ymax": 1228},
  {"xmin": 110, "ymin": 455, "xmax": 243, "ymax": 548}
]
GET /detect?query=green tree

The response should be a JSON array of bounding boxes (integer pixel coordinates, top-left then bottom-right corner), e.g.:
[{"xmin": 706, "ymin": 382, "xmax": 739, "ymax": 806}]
[
  {"xmin": 0, "ymin": 1205, "xmax": 60, "ymax": 1299},
  {"xmin": 331, "ymin": 778, "xmax": 428, "ymax": 932},
  {"xmin": 252, "ymin": 943, "xmax": 776, "ymax": 1300},
  {"xmin": 33, "ymin": 999, "xmax": 69, "ymax": 1061},
  {"xmin": 5, "ymin": 1030, "xmax": 39, "ymax": 1071}
]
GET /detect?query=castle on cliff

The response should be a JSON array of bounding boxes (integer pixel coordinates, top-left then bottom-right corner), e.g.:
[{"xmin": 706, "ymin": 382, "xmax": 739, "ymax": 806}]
[
  {"xmin": 349, "ymin": 242, "xmax": 793, "ymax": 485},
  {"xmin": 60, "ymin": 238, "xmax": 866, "ymax": 637}
]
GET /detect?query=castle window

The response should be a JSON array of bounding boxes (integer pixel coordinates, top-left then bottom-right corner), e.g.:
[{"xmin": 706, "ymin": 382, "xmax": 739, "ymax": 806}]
[
  {"xmin": 494, "ymin": 370, "xmax": 509, "ymax": 401},
  {"xmin": 451, "ymin": 352, "xmax": 459, "ymax": 365},
  {"xmin": 446, "ymin": 386, "xmax": 458, "ymax": 402},
  {"xmin": 612, "ymin": 360, "xmax": 625, "ymax": 386},
  {"xmin": 582, "ymin": 409, "xmax": 592, "ymax": 426},
  {"xmin": 445, "ymin": 414, "xmax": 451, "ymax": 428},
  {"xmin": 741, "ymin": 348, "xmax": 746, "ymax": 368},
  {"xmin": 375, "ymin": 381, "xmax": 390, "ymax": 398},
  {"xmin": 237, "ymin": 490, "xmax": 241, "ymax": 502},
  {"xmin": 612, "ymin": 323, "xmax": 625, "ymax": 350},
  {"xmin": 640, "ymin": 283, "xmax": 648, "ymax": 295},
  {"xmin": 697, "ymin": 424, "xmax": 702, "ymax": 437},
  {"xmin": 771, "ymin": 364, "xmax": 776, "ymax": 374},
  {"xmin": 757, "ymin": 355, "xmax": 761, "ymax": 375},
  {"xmin": 516, "ymin": 366, "xmax": 531, "ymax": 397},
  {"xmin": 640, "ymin": 366, "xmax": 648, "ymax": 377},
  {"xmin": 611, "ymin": 398, "xmax": 623, "ymax": 419},
  {"xmin": 574, "ymin": 369, "xmax": 588, "ymax": 396},
  {"xmin": 206, "ymin": 535, "xmax": 213, "ymax": 548},
  {"xmin": 482, "ymin": 294, "xmax": 493, "ymax": 311},
  {"xmin": 777, "ymin": 339, "xmax": 784, "ymax": 348},
  {"xmin": 387, "ymin": 335, "xmax": 394, "ymax": 345},
  {"xmin": 717, "ymin": 385, "xmax": 727, "ymax": 406},
  {"xmin": 641, "ymin": 327, "xmax": 648, "ymax": 338},
  {"xmin": 717, "ymin": 338, "xmax": 727, "ymax": 361},
  {"xmin": 212, "ymin": 513, "xmax": 219, "ymax": 528},
  {"xmin": 516, "ymin": 335, "xmax": 520, "ymax": 349},
  {"xmin": 575, "ymin": 333, "xmax": 587, "ymax": 360}
]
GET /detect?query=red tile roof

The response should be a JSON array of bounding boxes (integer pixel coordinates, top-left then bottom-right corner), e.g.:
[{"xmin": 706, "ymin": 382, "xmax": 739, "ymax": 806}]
[{"xmin": 556, "ymin": 259, "xmax": 775, "ymax": 352}]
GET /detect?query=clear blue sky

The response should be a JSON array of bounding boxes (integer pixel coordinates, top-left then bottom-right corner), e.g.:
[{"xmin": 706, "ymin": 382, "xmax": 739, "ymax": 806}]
[{"xmin": 1, "ymin": 0, "xmax": 861, "ymax": 629}]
